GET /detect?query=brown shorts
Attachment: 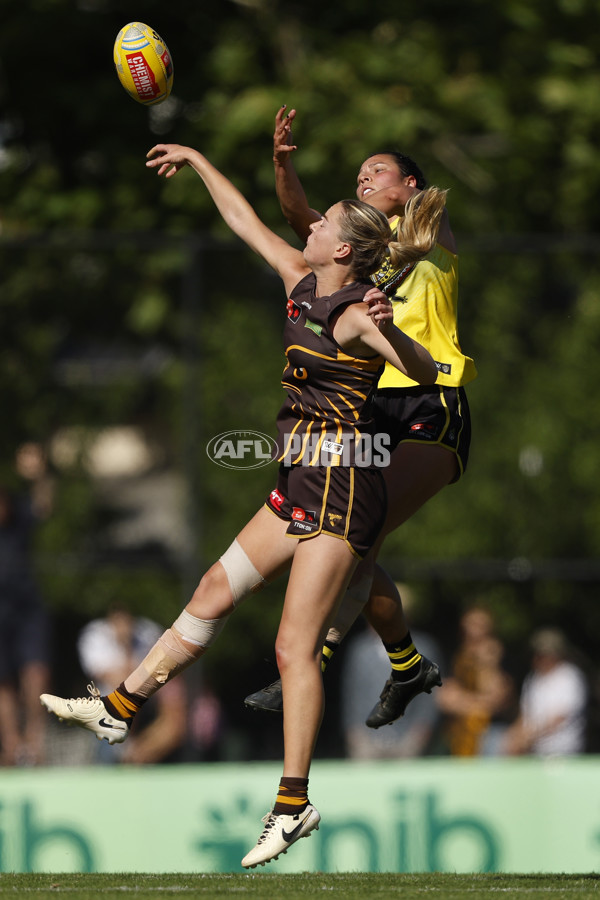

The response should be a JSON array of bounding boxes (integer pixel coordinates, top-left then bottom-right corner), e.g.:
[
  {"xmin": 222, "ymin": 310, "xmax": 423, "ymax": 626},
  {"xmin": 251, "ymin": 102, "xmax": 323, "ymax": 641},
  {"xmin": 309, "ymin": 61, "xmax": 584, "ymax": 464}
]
[{"xmin": 265, "ymin": 463, "xmax": 387, "ymax": 559}]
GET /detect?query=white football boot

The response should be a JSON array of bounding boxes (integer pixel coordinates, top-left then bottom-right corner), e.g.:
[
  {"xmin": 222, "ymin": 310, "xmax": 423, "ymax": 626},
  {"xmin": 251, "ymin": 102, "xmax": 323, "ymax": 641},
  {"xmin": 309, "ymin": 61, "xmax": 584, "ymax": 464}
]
[
  {"xmin": 241, "ymin": 804, "xmax": 320, "ymax": 868},
  {"xmin": 40, "ymin": 682, "xmax": 129, "ymax": 745}
]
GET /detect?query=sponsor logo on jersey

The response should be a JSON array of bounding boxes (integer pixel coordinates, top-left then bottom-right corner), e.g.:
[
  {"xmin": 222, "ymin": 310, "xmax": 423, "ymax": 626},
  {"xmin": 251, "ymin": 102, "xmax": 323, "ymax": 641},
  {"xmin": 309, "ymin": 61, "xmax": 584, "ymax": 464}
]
[
  {"xmin": 322, "ymin": 440, "xmax": 344, "ymax": 455},
  {"xmin": 304, "ymin": 318, "xmax": 322, "ymax": 336},
  {"xmin": 286, "ymin": 298, "xmax": 302, "ymax": 323},
  {"xmin": 435, "ymin": 361, "xmax": 452, "ymax": 375}
]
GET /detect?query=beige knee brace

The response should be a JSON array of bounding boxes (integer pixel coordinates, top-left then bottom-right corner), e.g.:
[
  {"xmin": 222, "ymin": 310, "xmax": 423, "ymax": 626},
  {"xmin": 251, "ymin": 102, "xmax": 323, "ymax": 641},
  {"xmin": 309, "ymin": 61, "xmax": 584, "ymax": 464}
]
[
  {"xmin": 124, "ymin": 542, "xmax": 264, "ymax": 700},
  {"xmin": 219, "ymin": 538, "xmax": 265, "ymax": 606},
  {"xmin": 173, "ymin": 608, "xmax": 228, "ymax": 648}
]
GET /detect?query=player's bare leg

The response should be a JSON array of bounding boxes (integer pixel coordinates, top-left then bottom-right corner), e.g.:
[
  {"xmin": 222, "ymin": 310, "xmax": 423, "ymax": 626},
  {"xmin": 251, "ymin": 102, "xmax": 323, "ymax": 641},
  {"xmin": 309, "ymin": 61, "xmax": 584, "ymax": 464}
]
[
  {"xmin": 242, "ymin": 533, "xmax": 356, "ymax": 868},
  {"xmin": 277, "ymin": 534, "xmax": 356, "ymax": 776},
  {"xmin": 365, "ymin": 441, "xmax": 458, "ymax": 635},
  {"xmin": 41, "ymin": 506, "xmax": 296, "ymax": 742},
  {"xmin": 354, "ymin": 443, "xmax": 456, "ymax": 726},
  {"xmin": 244, "ymin": 443, "xmax": 456, "ymax": 715}
]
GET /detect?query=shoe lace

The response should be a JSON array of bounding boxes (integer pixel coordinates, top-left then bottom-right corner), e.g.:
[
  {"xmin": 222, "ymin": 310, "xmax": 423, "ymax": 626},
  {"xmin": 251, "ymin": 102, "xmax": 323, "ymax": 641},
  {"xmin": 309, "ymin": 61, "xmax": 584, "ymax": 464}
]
[
  {"xmin": 63, "ymin": 682, "xmax": 101, "ymax": 705},
  {"xmin": 256, "ymin": 811, "xmax": 277, "ymax": 845},
  {"xmin": 379, "ymin": 677, "xmax": 393, "ymax": 700}
]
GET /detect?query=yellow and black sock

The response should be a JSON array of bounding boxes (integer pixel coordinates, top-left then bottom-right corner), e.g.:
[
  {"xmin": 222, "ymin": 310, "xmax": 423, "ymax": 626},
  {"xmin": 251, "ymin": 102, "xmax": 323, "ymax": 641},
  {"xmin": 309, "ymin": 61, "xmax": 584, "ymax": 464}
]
[
  {"xmin": 102, "ymin": 682, "xmax": 144, "ymax": 724},
  {"xmin": 273, "ymin": 776, "xmax": 309, "ymax": 815},
  {"xmin": 321, "ymin": 638, "xmax": 339, "ymax": 673},
  {"xmin": 385, "ymin": 633, "xmax": 422, "ymax": 682}
]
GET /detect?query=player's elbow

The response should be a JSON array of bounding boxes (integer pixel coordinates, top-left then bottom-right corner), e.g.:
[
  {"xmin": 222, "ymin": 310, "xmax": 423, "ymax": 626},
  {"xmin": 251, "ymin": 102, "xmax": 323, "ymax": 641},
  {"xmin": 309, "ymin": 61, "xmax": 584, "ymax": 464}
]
[{"xmin": 411, "ymin": 356, "xmax": 438, "ymax": 385}]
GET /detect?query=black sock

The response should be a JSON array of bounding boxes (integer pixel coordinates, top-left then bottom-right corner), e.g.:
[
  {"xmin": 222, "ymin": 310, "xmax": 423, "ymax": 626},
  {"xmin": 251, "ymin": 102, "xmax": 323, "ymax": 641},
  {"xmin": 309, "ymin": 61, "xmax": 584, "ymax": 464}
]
[
  {"xmin": 384, "ymin": 633, "xmax": 422, "ymax": 682},
  {"xmin": 321, "ymin": 638, "xmax": 339, "ymax": 673}
]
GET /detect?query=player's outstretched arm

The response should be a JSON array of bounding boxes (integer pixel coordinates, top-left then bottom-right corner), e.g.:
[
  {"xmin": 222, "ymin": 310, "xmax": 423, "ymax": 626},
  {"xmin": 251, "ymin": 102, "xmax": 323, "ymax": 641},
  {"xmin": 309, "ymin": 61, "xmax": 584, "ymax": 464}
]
[
  {"xmin": 273, "ymin": 106, "xmax": 321, "ymax": 242},
  {"xmin": 146, "ymin": 143, "xmax": 308, "ymax": 294}
]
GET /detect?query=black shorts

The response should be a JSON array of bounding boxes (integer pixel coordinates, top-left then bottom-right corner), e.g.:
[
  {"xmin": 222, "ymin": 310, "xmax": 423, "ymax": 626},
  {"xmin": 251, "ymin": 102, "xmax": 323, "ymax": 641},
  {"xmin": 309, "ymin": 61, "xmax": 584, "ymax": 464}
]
[
  {"xmin": 372, "ymin": 384, "xmax": 471, "ymax": 481},
  {"xmin": 265, "ymin": 463, "xmax": 387, "ymax": 559}
]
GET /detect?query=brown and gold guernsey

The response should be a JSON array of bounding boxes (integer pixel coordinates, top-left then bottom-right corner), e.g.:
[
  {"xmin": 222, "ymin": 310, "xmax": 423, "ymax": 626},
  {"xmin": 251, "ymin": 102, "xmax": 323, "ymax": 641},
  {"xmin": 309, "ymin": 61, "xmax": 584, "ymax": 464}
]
[{"xmin": 275, "ymin": 273, "xmax": 385, "ymax": 467}]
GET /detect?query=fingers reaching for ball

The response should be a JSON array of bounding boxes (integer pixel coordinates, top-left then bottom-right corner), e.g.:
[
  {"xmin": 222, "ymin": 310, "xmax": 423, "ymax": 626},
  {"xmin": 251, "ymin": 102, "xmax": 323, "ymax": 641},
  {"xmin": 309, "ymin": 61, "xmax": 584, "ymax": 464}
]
[
  {"xmin": 274, "ymin": 105, "xmax": 298, "ymax": 162},
  {"xmin": 146, "ymin": 144, "xmax": 189, "ymax": 178}
]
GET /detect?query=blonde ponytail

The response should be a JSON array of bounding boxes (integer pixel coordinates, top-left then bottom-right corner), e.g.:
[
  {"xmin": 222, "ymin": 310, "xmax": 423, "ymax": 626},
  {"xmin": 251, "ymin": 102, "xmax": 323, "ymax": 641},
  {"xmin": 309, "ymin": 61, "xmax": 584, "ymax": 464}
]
[
  {"xmin": 388, "ymin": 186, "xmax": 448, "ymax": 270},
  {"xmin": 337, "ymin": 188, "xmax": 448, "ymax": 286}
]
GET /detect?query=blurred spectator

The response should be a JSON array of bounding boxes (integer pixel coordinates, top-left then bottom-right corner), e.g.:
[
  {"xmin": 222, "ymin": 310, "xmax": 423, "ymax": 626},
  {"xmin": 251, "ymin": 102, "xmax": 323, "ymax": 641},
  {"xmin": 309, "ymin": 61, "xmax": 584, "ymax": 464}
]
[
  {"xmin": 187, "ymin": 677, "xmax": 228, "ymax": 761},
  {"xmin": 77, "ymin": 606, "xmax": 188, "ymax": 764},
  {"xmin": 15, "ymin": 442, "xmax": 55, "ymax": 520},
  {"xmin": 436, "ymin": 606, "xmax": 515, "ymax": 756},
  {"xmin": 502, "ymin": 627, "xmax": 588, "ymax": 757},
  {"xmin": 0, "ymin": 443, "xmax": 54, "ymax": 766},
  {"xmin": 340, "ymin": 585, "xmax": 443, "ymax": 759}
]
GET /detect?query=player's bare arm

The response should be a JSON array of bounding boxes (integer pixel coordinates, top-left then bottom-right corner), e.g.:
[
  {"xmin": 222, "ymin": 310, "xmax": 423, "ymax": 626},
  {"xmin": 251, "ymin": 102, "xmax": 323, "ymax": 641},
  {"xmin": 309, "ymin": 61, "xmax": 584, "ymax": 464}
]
[
  {"xmin": 436, "ymin": 208, "xmax": 457, "ymax": 254},
  {"xmin": 363, "ymin": 184, "xmax": 419, "ymax": 218},
  {"xmin": 146, "ymin": 143, "xmax": 309, "ymax": 293},
  {"xmin": 333, "ymin": 291, "xmax": 437, "ymax": 385},
  {"xmin": 273, "ymin": 106, "xmax": 321, "ymax": 242}
]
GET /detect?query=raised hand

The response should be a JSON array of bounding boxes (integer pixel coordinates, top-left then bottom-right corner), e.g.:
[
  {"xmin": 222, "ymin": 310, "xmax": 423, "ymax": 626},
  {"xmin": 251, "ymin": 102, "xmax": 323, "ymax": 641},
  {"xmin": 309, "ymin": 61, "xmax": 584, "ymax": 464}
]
[
  {"xmin": 146, "ymin": 144, "xmax": 192, "ymax": 178},
  {"xmin": 273, "ymin": 105, "xmax": 298, "ymax": 164}
]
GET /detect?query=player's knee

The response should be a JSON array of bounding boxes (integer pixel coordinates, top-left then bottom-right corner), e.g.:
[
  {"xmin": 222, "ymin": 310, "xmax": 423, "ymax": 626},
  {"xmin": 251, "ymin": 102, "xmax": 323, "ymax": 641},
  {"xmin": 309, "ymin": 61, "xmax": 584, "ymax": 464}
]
[
  {"xmin": 195, "ymin": 560, "xmax": 228, "ymax": 596},
  {"xmin": 275, "ymin": 633, "xmax": 305, "ymax": 676},
  {"xmin": 189, "ymin": 561, "xmax": 233, "ymax": 615},
  {"xmin": 219, "ymin": 538, "xmax": 265, "ymax": 606},
  {"xmin": 274, "ymin": 638, "xmax": 290, "ymax": 675},
  {"xmin": 275, "ymin": 632, "xmax": 320, "ymax": 676},
  {"xmin": 364, "ymin": 587, "xmax": 406, "ymax": 637}
]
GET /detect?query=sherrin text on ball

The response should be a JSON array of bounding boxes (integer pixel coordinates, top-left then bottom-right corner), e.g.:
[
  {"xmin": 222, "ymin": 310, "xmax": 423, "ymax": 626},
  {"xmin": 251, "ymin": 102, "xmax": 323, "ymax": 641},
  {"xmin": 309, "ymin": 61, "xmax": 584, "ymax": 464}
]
[{"xmin": 113, "ymin": 22, "xmax": 173, "ymax": 106}]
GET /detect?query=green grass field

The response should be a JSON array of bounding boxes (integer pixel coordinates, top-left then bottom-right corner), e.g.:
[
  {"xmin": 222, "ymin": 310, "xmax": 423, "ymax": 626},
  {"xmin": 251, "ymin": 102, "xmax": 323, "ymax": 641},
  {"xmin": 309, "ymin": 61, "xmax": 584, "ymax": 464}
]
[{"xmin": 0, "ymin": 873, "xmax": 598, "ymax": 899}]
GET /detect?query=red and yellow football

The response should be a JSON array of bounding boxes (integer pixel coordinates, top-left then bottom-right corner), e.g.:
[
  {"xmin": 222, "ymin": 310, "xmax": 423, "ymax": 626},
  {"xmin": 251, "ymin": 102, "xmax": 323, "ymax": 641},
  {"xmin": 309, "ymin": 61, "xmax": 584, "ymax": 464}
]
[{"xmin": 113, "ymin": 22, "xmax": 174, "ymax": 106}]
